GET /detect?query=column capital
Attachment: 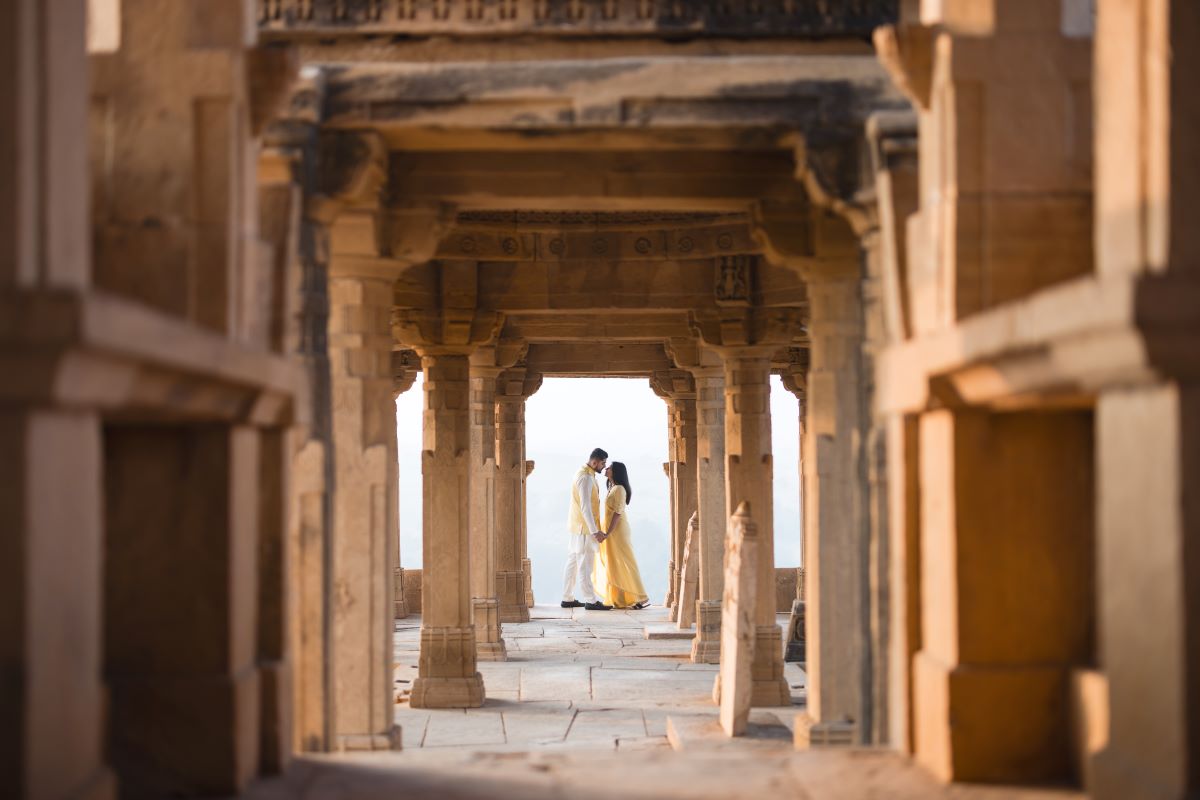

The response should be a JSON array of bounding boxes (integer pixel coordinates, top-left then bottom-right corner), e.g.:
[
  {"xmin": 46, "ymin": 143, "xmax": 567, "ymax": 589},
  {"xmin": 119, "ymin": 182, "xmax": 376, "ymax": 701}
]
[
  {"xmin": 650, "ymin": 370, "xmax": 696, "ymax": 402},
  {"xmin": 689, "ymin": 306, "xmax": 805, "ymax": 353},
  {"xmin": 497, "ymin": 367, "xmax": 543, "ymax": 402},
  {"xmin": 392, "ymin": 349, "xmax": 420, "ymax": 398}
]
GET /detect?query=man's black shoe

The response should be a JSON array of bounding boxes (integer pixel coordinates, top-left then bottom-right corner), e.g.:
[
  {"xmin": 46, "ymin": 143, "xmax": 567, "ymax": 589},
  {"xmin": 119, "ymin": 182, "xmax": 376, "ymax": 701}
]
[
  {"xmin": 561, "ymin": 600, "xmax": 585, "ymax": 608},
  {"xmin": 584, "ymin": 601, "xmax": 613, "ymax": 611}
]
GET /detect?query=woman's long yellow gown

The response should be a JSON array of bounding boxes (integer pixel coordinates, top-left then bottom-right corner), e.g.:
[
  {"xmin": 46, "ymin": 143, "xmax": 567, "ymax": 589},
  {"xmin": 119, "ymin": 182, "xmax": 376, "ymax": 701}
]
[{"xmin": 593, "ymin": 485, "xmax": 649, "ymax": 608}]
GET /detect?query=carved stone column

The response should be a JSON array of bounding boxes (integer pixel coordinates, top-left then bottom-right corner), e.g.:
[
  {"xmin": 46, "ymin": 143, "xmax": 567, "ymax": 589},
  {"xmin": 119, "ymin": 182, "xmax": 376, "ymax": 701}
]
[
  {"xmin": 690, "ymin": 364, "xmax": 727, "ymax": 663},
  {"xmin": 652, "ymin": 371, "xmax": 698, "ymax": 620},
  {"xmin": 722, "ymin": 350, "xmax": 790, "ymax": 707},
  {"xmin": 468, "ymin": 352, "xmax": 505, "ymax": 661},
  {"xmin": 496, "ymin": 368, "xmax": 541, "ymax": 622},
  {"xmin": 410, "ymin": 350, "xmax": 485, "ymax": 708},
  {"xmin": 795, "ymin": 270, "xmax": 870, "ymax": 747},
  {"xmin": 327, "ymin": 254, "xmax": 401, "ymax": 748}
]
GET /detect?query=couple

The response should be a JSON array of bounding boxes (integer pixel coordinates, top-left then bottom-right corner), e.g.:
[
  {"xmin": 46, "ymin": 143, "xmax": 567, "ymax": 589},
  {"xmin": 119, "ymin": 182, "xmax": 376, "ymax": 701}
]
[{"xmin": 561, "ymin": 448, "xmax": 650, "ymax": 611}]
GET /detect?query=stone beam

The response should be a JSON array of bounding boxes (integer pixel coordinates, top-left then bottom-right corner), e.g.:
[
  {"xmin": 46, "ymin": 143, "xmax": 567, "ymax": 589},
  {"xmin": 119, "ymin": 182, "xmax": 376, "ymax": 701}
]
[
  {"xmin": 320, "ymin": 57, "xmax": 904, "ymax": 145},
  {"xmin": 525, "ymin": 342, "xmax": 673, "ymax": 377},
  {"xmin": 397, "ymin": 258, "xmax": 809, "ymax": 318},
  {"xmin": 498, "ymin": 312, "xmax": 695, "ymax": 343},
  {"xmin": 437, "ymin": 218, "xmax": 758, "ymax": 263},
  {"xmin": 386, "ymin": 150, "xmax": 806, "ymax": 212}
]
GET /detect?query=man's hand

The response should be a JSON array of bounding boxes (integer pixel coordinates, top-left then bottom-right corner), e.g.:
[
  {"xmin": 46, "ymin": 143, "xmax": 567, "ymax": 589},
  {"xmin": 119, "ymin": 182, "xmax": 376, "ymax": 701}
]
[{"xmin": 592, "ymin": 532, "xmax": 607, "ymax": 543}]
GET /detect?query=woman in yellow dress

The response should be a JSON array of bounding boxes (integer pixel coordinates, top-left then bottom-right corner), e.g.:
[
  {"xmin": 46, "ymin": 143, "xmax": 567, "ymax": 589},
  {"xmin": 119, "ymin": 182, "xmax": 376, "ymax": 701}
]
[{"xmin": 594, "ymin": 462, "xmax": 650, "ymax": 609}]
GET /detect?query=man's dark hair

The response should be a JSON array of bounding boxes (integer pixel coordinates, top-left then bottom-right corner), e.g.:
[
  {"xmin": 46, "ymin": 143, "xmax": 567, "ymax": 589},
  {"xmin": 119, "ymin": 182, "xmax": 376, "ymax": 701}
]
[{"xmin": 589, "ymin": 447, "xmax": 608, "ymax": 461}]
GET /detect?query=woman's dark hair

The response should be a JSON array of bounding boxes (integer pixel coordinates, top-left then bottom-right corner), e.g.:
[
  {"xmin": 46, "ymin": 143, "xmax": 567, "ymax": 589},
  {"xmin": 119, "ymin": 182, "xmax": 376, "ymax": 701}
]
[{"xmin": 607, "ymin": 461, "xmax": 633, "ymax": 505}]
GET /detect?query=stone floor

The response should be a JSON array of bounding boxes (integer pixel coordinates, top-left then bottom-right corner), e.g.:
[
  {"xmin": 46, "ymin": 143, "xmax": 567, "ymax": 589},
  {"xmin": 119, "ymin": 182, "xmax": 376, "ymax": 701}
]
[
  {"xmin": 391, "ymin": 604, "xmax": 804, "ymax": 752},
  {"xmin": 246, "ymin": 605, "xmax": 1085, "ymax": 799}
]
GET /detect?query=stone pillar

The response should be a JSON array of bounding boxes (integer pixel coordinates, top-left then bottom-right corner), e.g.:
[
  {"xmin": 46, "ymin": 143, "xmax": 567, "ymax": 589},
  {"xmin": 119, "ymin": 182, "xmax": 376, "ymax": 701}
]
[
  {"xmin": 670, "ymin": 396, "xmax": 698, "ymax": 622},
  {"xmin": 257, "ymin": 429, "xmax": 293, "ymax": 775},
  {"xmin": 913, "ymin": 409, "xmax": 1095, "ymax": 784},
  {"xmin": 722, "ymin": 350, "xmax": 790, "ymax": 707},
  {"xmin": 523, "ymin": 458, "xmax": 536, "ymax": 607},
  {"xmin": 676, "ymin": 513, "xmax": 700, "ymax": 630},
  {"xmin": 718, "ymin": 503, "xmax": 759, "ymax": 737},
  {"xmin": 327, "ymin": 263, "xmax": 401, "ymax": 748},
  {"xmin": 0, "ymin": 0, "xmax": 112, "ymax": 796},
  {"xmin": 1093, "ymin": 386, "xmax": 1199, "ymax": 799},
  {"xmin": 468, "ymin": 354, "xmax": 505, "ymax": 661},
  {"xmin": 796, "ymin": 273, "xmax": 870, "ymax": 746},
  {"xmin": 410, "ymin": 351, "xmax": 485, "ymax": 709},
  {"xmin": 496, "ymin": 368, "xmax": 541, "ymax": 622},
  {"xmin": 690, "ymin": 365, "xmax": 727, "ymax": 664},
  {"xmin": 1089, "ymin": 3, "xmax": 1200, "ymax": 795},
  {"xmin": 104, "ymin": 426, "xmax": 264, "ymax": 794},
  {"xmin": 1, "ymin": 411, "xmax": 114, "ymax": 800}
]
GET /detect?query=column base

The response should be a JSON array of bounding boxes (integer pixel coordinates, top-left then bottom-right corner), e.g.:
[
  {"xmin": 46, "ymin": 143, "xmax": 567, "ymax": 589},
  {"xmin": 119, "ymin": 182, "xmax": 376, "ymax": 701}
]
[
  {"xmin": 409, "ymin": 675, "xmax": 485, "ymax": 709},
  {"xmin": 750, "ymin": 625, "xmax": 791, "ymax": 707},
  {"xmin": 913, "ymin": 650, "xmax": 1074, "ymax": 783},
  {"xmin": 338, "ymin": 725, "xmax": 403, "ymax": 752},
  {"xmin": 414, "ymin": 625, "xmax": 485, "ymax": 708},
  {"xmin": 690, "ymin": 600, "xmax": 721, "ymax": 664},
  {"xmin": 496, "ymin": 570, "xmax": 530, "ymax": 622},
  {"xmin": 794, "ymin": 714, "xmax": 856, "ymax": 748},
  {"xmin": 522, "ymin": 558, "xmax": 535, "ymax": 607},
  {"xmin": 472, "ymin": 598, "xmax": 507, "ymax": 662}
]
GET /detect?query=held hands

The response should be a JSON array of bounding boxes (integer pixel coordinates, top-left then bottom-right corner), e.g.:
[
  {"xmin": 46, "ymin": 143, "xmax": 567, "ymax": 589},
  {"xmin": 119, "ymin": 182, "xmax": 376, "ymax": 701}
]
[{"xmin": 592, "ymin": 531, "xmax": 608, "ymax": 543}]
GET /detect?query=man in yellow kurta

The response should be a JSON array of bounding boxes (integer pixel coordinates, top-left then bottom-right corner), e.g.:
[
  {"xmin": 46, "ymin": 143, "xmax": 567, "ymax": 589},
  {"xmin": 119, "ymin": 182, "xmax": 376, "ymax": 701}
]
[{"xmin": 561, "ymin": 448, "xmax": 613, "ymax": 611}]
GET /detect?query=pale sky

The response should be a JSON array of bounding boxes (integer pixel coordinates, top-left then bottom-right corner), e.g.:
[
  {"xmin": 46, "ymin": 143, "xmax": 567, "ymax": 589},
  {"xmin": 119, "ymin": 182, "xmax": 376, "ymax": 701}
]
[{"xmin": 396, "ymin": 375, "xmax": 802, "ymax": 606}]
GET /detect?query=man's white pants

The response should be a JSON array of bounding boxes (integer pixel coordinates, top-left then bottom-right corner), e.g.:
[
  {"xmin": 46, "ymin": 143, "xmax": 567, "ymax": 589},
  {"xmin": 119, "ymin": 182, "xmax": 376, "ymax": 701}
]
[{"xmin": 562, "ymin": 532, "xmax": 600, "ymax": 603}]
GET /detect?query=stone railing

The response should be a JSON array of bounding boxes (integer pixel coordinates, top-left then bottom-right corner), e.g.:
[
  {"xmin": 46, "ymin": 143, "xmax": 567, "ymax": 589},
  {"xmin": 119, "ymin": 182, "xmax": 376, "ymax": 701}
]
[{"xmin": 258, "ymin": 0, "xmax": 897, "ymax": 38}]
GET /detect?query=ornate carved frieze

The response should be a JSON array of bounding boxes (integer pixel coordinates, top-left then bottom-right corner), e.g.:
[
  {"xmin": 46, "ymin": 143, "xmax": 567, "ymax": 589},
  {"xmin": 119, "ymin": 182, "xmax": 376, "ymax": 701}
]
[
  {"xmin": 260, "ymin": 0, "xmax": 898, "ymax": 38},
  {"xmin": 455, "ymin": 211, "xmax": 740, "ymax": 229},
  {"xmin": 437, "ymin": 221, "xmax": 757, "ymax": 262}
]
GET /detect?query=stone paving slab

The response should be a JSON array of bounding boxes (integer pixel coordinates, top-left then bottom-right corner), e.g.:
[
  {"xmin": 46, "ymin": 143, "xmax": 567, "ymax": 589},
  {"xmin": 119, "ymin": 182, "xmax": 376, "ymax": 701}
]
[
  {"xmin": 643, "ymin": 623, "xmax": 696, "ymax": 640},
  {"xmin": 423, "ymin": 710, "xmax": 506, "ymax": 748},
  {"xmin": 566, "ymin": 708, "xmax": 646, "ymax": 743},
  {"xmin": 519, "ymin": 664, "xmax": 592, "ymax": 702}
]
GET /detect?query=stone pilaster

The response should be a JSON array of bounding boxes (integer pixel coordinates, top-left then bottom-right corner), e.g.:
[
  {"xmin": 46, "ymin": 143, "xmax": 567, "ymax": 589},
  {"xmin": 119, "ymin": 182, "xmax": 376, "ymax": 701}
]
[
  {"xmin": 671, "ymin": 396, "xmax": 698, "ymax": 623},
  {"xmin": 690, "ymin": 365, "xmax": 727, "ymax": 663},
  {"xmin": 722, "ymin": 350, "xmax": 790, "ymax": 707},
  {"xmin": 468, "ymin": 354, "xmax": 505, "ymax": 661},
  {"xmin": 795, "ymin": 273, "xmax": 870, "ymax": 746},
  {"xmin": 328, "ymin": 263, "xmax": 402, "ymax": 747},
  {"xmin": 523, "ymin": 459, "xmax": 537, "ymax": 607},
  {"xmin": 653, "ymin": 371, "xmax": 698, "ymax": 619},
  {"xmin": 496, "ymin": 369, "xmax": 541, "ymax": 621},
  {"xmin": 410, "ymin": 351, "xmax": 485, "ymax": 708}
]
